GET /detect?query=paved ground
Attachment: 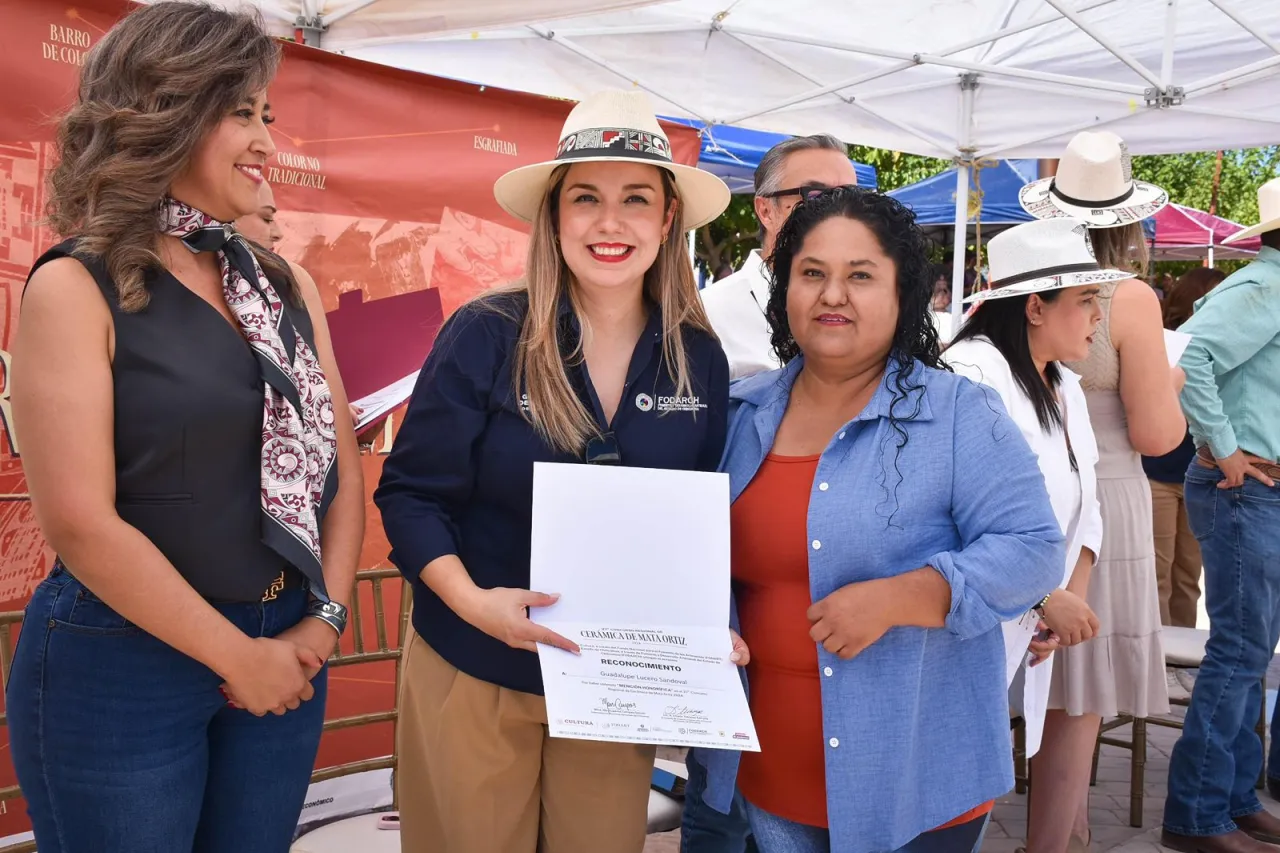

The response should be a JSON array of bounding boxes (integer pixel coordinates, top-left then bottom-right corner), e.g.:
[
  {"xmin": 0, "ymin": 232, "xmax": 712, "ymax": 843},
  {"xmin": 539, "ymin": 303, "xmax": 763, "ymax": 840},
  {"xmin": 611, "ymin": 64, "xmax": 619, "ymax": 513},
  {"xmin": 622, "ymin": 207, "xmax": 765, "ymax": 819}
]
[{"xmin": 644, "ymin": 662, "xmax": 1280, "ymax": 853}]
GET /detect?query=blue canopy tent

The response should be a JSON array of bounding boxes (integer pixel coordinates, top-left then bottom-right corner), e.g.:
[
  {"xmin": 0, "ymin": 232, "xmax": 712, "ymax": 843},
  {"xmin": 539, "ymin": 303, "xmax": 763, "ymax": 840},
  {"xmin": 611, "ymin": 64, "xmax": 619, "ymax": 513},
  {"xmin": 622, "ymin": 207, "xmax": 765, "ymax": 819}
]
[
  {"xmin": 889, "ymin": 159, "xmax": 1156, "ymax": 241},
  {"xmin": 889, "ymin": 159, "xmax": 1037, "ymax": 234},
  {"xmin": 664, "ymin": 118, "xmax": 878, "ymax": 194}
]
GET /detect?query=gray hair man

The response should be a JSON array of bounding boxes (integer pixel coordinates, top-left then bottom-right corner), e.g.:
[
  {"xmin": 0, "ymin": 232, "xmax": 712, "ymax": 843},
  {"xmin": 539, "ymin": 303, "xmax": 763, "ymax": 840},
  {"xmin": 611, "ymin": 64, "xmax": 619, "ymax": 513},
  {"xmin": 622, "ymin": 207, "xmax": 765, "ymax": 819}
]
[{"xmin": 699, "ymin": 134, "xmax": 860, "ymax": 380}]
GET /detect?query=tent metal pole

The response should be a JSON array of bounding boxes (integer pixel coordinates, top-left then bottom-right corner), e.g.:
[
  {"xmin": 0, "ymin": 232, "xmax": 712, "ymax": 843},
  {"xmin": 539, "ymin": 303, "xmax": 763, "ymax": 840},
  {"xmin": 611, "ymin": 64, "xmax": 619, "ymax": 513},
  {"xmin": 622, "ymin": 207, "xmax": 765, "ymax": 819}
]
[
  {"xmin": 724, "ymin": 27, "xmax": 1145, "ymax": 94},
  {"xmin": 1173, "ymin": 104, "xmax": 1280, "ymax": 126},
  {"xmin": 1202, "ymin": 0, "xmax": 1280, "ymax": 54},
  {"xmin": 1041, "ymin": 0, "xmax": 1163, "ymax": 90},
  {"xmin": 323, "ymin": 0, "xmax": 384, "ymax": 28},
  {"xmin": 974, "ymin": 77, "xmax": 1137, "ymax": 104},
  {"xmin": 1184, "ymin": 55, "xmax": 1280, "ymax": 96},
  {"xmin": 950, "ymin": 162, "xmax": 971, "ymax": 333},
  {"xmin": 1160, "ymin": 0, "xmax": 1179, "ymax": 88},
  {"xmin": 439, "ymin": 23, "xmax": 705, "ymax": 41},
  {"xmin": 527, "ymin": 27, "xmax": 713, "ymax": 123},
  {"xmin": 718, "ymin": 0, "xmax": 1121, "ymax": 125},
  {"xmin": 974, "ymin": 110, "xmax": 1137, "ymax": 159},
  {"xmin": 727, "ymin": 0, "xmax": 1118, "ymax": 70},
  {"xmin": 950, "ymin": 75, "xmax": 979, "ymax": 332},
  {"xmin": 857, "ymin": 79, "xmax": 971, "ymax": 101},
  {"xmin": 295, "ymin": 17, "xmax": 325, "ymax": 46}
]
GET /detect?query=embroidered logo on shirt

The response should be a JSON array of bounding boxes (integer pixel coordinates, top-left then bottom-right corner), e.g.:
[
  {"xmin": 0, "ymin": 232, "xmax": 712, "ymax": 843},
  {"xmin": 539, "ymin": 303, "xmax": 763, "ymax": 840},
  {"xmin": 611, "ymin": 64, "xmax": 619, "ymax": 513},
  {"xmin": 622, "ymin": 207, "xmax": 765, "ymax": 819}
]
[
  {"xmin": 657, "ymin": 395, "xmax": 707, "ymax": 414},
  {"xmin": 635, "ymin": 393, "xmax": 654, "ymax": 412}
]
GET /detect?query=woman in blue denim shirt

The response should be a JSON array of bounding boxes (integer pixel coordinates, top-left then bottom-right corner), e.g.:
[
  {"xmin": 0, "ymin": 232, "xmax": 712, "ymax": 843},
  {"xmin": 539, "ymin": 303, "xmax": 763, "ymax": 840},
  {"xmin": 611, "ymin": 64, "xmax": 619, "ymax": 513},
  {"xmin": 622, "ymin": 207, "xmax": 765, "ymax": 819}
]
[{"xmin": 692, "ymin": 188, "xmax": 1065, "ymax": 853}]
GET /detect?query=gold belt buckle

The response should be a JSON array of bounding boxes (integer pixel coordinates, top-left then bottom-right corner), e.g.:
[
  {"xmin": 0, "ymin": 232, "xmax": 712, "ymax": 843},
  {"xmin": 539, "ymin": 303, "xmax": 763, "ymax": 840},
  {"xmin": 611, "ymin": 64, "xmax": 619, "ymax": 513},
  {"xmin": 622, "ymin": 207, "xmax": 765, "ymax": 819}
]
[{"xmin": 261, "ymin": 571, "xmax": 285, "ymax": 602}]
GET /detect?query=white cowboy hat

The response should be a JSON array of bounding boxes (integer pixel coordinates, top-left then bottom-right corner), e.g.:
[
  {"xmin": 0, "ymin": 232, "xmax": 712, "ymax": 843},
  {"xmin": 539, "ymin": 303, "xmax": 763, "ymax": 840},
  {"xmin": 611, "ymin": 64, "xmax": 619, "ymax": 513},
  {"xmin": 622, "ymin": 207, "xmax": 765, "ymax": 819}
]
[
  {"xmin": 963, "ymin": 218, "xmax": 1132, "ymax": 305},
  {"xmin": 1222, "ymin": 177, "xmax": 1280, "ymax": 244},
  {"xmin": 1019, "ymin": 131, "xmax": 1169, "ymax": 228},
  {"xmin": 493, "ymin": 89, "xmax": 730, "ymax": 230}
]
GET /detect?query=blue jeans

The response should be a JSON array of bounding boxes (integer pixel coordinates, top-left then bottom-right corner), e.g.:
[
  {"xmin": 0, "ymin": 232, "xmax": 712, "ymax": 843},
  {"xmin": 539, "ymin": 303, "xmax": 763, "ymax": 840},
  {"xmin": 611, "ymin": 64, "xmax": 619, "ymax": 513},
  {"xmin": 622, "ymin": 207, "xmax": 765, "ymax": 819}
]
[
  {"xmin": 7, "ymin": 564, "xmax": 328, "ymax": 853},
  {"xmin": 1269, "ymin": 683, "xmax": 1280, "ymax": 786},
  {"xmin": 682, "ymin": 750, "xmax": 753, "ymax": 853},
  {"xmin": 743, "ymin": 800, "xmax": 988, "ymax": 853},
  {"xmin": 1165, "ymin": 463, "xmax": 1280, "ymax": 837}
]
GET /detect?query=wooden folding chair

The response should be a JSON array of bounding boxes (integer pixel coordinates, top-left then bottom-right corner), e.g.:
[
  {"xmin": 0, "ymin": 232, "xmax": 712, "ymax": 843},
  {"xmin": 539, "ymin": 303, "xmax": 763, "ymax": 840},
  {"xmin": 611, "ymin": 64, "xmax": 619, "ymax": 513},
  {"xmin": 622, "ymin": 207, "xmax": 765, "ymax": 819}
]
[{"xmin": 291, "ymin": 568, "xmax": 411, "ymax": 852}]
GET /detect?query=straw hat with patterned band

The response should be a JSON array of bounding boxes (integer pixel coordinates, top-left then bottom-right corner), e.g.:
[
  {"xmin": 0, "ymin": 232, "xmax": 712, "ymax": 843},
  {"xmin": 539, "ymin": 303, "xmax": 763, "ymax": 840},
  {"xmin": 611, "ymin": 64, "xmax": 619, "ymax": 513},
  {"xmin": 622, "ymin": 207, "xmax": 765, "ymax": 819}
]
[
  {"xmin": 493, "ymin": 89, "xmax": 731, "ymax": 230},
  {"xmin": 1019, "ymin": 131, "xmax": 1169, "ymax": 228},
  {"xmin": 1222, "ymin": 176, "xmax": 1280, "ymax": 244},
  {"xmin": 963, "ymin": 218, "xmax": 1133, "ymax": 305}
]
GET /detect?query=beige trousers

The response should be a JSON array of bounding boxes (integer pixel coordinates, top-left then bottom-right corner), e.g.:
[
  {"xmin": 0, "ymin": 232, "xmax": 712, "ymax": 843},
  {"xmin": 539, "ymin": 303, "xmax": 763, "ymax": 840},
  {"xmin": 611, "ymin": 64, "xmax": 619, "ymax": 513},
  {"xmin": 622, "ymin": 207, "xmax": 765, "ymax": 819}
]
[
  {"xmin": 1150, "ymin": 478, "xmax": 1203, "ymax": 628},
  {"xmin": 396, "ymin": 630, "xmax": 656, "ymax": 853}
]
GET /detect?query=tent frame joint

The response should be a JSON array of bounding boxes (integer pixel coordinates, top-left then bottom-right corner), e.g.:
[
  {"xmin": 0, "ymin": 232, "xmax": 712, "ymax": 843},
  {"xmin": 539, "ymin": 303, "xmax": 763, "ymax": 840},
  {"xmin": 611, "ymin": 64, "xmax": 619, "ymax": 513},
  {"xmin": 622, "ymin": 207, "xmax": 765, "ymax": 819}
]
[
  {"xmin": 294, "ymin": 14, "xmax": 325, "ymax": 46},
  {"xmin": 1144, "ymin": 85, "xmax": 1185, "ymax": 108},
  {"xmin": 959, "ymin": 73, "xmax": 980, "ymax": 91}
]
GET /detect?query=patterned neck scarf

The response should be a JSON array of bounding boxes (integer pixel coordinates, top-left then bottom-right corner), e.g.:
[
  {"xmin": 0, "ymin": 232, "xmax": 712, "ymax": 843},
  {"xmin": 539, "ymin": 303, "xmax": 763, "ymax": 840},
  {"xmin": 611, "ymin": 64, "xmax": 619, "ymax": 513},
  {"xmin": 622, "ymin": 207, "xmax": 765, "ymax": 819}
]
[{"xmin": 159, "ymin": 198, "xmax": 338, "ymax": 599}]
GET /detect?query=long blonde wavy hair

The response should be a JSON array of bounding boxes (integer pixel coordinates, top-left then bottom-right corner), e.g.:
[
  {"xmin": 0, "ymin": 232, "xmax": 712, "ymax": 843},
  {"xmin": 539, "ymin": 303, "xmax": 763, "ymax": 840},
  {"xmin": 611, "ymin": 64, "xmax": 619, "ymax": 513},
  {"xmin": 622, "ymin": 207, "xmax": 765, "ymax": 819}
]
[
  {"xmin": 45, "ymin": 1, "xmax": 294, "ymax": 311},
  {"xmin": 1089, "ymin": 222, "xmax": 1150, "ymax": 278},
  {"xmin": 483, "ymin": 163, "xmax": 716, "ymax": 456}
]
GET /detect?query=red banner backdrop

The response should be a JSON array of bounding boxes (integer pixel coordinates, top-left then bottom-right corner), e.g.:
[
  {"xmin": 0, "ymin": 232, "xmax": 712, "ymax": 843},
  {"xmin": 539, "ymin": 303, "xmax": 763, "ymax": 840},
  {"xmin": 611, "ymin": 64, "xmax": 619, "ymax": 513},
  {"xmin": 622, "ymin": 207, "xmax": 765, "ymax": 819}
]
[{"xmin": 0, "ymin": 0, "xmax": 700, "ymax": 838}]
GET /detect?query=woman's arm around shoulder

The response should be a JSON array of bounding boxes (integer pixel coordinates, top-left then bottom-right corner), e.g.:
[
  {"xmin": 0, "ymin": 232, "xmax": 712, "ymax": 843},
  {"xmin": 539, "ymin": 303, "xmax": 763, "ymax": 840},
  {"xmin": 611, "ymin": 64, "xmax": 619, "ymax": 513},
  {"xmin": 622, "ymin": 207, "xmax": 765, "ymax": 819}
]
[
  {"xmin": 1109, "ymin": 278, "xmax": 1186, "ymax": 455},
  {"xmin": 926, "ymin": 377, "xmax": 1066, "ymax": 639}
]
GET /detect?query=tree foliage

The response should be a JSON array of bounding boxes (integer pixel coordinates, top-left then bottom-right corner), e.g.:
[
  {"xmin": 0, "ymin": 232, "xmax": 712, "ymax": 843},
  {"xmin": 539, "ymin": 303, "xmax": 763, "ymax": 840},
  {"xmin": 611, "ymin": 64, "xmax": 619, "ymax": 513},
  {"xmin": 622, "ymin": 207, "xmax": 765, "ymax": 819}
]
[{"xmin": 1131, "ymin": 147, "xmax": 1280, "ymax": 226}]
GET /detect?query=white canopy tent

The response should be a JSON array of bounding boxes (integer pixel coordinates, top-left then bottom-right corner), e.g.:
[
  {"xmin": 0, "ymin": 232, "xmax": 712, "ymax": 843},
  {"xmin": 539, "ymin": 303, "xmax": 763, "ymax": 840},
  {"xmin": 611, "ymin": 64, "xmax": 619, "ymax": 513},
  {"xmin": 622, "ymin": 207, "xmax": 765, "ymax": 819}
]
[
  {"xmin": 328, "ymin": 0, "xmax": 1280, "ymax": 322},
  {"xmin": 185, "ymin": 0, "xmax": 660, "ymax": 49}
]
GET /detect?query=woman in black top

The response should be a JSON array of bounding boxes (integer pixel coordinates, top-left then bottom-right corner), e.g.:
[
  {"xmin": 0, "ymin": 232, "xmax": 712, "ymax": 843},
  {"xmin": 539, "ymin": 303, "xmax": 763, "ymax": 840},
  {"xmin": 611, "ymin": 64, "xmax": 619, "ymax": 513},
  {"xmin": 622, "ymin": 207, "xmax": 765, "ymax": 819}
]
[
  {"xmin": 7, "ymin": 5, "xmax": 364, "ymax": 852},
  {"xmin": 375, "ymin": 90, "xmax": 736, "ymax": 853}
]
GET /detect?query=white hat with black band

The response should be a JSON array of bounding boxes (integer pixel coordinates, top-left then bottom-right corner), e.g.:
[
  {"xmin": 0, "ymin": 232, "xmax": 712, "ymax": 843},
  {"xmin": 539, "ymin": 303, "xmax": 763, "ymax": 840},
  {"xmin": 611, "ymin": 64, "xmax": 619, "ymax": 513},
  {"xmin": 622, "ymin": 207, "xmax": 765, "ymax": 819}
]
[
  {"xmin": 1019, "ymin": 131, "xmax": 1168, "ymax": 229},
  {"xmin": 493, "ymin": 89, "xmax": 730, "ymax": 230},
  {"xmin": 1222, "ymin": 177, "xmax": 1280, "ymax": 245},
  {"xmin": 963, "ymin": 218, "xmax": 1133, "ymax": 305}
]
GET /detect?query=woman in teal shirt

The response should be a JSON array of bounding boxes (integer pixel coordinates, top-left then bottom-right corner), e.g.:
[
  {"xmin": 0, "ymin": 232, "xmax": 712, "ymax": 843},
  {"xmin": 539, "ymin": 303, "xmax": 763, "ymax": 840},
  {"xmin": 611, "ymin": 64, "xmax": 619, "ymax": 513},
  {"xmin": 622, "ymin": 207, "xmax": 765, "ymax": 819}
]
[{"xmin": 693, "ymin": 188, "xmax": 1064, "ymax": 853}]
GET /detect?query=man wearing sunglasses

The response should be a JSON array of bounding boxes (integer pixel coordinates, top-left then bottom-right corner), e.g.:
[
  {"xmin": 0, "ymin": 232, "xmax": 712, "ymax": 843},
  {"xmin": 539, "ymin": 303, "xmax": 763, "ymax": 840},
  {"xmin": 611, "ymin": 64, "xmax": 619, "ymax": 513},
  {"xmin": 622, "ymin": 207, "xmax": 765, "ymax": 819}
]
[
  {"xmin": 699, "ymin": 134, "xmax": 860, "ymax": 381},
  {"xmin": 684, "ymin": 134, "xmax": 857, "ymax": 853}
]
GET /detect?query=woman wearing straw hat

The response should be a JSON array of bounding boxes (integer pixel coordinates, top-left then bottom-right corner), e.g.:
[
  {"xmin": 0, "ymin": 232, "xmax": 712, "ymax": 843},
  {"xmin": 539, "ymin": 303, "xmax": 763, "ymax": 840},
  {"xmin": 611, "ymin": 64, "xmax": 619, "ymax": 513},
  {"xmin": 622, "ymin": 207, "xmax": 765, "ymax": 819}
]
[
  {"xmin": 374, "ymin": 90, "xmax": 739, "ymax": 853},
  {"xmin": 1019, "ymin": 130, "xmax": 1187, "ymax": 852},
  {"xmin": 948, "ymin": 217, "xmax": 1113, "ymax": 853}
]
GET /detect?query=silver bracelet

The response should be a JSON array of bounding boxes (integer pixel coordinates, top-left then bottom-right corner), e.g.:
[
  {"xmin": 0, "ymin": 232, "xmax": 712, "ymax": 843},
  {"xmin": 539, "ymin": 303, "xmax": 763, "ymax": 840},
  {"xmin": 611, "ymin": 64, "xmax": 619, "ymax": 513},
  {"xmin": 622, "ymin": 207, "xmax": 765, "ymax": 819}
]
[{"xmin": 306, "ymin": 612, "xmax": 344, "ymax": 637}]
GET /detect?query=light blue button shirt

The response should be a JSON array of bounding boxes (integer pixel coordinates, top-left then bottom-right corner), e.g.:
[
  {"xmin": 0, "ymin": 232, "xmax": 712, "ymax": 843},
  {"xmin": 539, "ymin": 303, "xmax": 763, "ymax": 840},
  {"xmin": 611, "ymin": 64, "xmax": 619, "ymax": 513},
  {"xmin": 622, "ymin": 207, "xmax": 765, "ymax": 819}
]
[
  {"xmin": 1178, "ymin": 246, "xmax": 1280, "ymax": 461},
  {"xmin": 692, "ymin": 355, "xmax": 1064, "ymax": 853}
]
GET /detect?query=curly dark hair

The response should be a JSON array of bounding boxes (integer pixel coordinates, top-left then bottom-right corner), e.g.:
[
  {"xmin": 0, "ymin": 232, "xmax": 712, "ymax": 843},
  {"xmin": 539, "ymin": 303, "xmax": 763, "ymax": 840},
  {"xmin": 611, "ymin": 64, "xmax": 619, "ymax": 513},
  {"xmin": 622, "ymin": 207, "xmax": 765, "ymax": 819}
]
[{"xmin": 765, "ymin": 187, "xmax": 949, "ymax": 524}]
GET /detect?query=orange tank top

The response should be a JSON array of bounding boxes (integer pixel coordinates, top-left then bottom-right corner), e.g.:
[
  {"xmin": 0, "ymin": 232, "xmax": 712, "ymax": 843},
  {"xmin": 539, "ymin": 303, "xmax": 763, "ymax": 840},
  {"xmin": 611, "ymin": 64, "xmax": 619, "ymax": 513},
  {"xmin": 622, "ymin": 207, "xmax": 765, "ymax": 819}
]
[{"xmin": 732, "ymin": 453, "xmax": 992, "ymax": 831}]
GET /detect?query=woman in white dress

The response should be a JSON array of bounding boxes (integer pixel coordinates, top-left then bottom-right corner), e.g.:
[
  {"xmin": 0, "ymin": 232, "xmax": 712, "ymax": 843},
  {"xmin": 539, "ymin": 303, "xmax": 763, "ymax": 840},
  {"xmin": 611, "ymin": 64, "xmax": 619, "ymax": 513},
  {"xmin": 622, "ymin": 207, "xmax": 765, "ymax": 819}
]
[{"xmin": 947, "ymin": 218, "xmax": 1123, "ymax": 853}]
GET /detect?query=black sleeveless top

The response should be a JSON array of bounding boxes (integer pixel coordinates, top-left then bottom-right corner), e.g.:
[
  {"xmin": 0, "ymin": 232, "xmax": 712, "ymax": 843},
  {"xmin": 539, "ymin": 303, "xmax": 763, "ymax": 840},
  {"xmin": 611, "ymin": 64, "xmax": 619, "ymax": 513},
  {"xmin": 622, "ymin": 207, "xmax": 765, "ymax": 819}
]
[{"xmin": 29, "ymin": 240, "xmax": 317, "ymax": 602}]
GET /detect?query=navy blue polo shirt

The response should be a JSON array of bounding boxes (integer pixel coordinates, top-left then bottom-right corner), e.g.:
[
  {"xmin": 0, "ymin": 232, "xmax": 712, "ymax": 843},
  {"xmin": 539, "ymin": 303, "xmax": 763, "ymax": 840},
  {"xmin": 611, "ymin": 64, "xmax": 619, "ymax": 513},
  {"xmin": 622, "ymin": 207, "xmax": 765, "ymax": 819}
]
[
  {"xmin": 375, "ymin": 290, "xmax": 730, "ymax": 695},
  {"xmin": 1142, "ymin": 431, "xmax": 1197, "ymax": 484}
]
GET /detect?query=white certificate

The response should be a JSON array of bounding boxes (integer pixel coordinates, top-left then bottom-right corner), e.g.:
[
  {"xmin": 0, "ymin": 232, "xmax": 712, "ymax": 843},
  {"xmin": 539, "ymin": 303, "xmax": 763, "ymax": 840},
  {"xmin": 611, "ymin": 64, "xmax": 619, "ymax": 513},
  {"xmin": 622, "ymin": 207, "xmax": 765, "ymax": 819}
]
[
  {"xmin": 1165, "ymin": 329, "xmax": 1192, "ymax": 367},
  {"xmin": 529, "ymin": 462, "xmax": 760, "ymax": 752}
]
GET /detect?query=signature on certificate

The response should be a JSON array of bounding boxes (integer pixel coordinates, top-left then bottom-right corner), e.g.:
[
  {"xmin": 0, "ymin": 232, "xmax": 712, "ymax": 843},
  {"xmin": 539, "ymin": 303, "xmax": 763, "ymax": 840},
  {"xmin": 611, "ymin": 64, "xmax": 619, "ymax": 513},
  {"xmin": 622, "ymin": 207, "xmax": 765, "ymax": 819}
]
[
  {"xmin": 599, "ymin": 698, "xmax": 640, "ymax": 712},
  {"xmin": 662, "ymin": 704, "xmax": 708, "ymax": 722}
]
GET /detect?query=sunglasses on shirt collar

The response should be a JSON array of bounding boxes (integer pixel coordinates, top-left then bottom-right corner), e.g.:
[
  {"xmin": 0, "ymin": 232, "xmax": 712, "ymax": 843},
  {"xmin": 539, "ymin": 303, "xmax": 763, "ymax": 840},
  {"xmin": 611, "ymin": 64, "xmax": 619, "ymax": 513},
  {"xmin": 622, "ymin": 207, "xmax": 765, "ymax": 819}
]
[
  {"xmin": 585, "ymin": 431, "xmax": 622, "ymax": 465},
  {"xmin": 759, "ymin": 183, "xmax": 862, "ymax": 202}
]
